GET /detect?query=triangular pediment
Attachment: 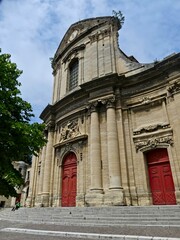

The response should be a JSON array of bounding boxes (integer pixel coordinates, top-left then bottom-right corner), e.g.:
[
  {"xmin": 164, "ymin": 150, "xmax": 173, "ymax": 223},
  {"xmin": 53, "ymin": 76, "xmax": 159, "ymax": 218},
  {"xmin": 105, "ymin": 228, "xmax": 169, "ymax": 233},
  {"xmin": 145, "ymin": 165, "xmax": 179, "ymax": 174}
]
[{"xmin": 53, "ymin": 16, "xmax": 118, "ymax": 64}]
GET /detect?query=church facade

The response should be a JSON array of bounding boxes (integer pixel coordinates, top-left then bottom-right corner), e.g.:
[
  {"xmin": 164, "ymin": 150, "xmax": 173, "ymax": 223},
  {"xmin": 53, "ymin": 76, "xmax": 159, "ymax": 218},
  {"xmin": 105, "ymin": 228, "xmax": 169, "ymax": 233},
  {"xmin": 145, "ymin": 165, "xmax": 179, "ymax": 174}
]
[{"xmin": 27, "ymin": 16, "xmax": 180, "ymax": 207}]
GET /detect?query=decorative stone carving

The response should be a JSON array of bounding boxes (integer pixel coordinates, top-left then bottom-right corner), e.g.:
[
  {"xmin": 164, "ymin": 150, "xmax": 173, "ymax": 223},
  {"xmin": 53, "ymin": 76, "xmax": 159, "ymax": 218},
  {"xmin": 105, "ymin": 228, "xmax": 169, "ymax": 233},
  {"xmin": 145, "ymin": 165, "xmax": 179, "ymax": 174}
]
[
  {"xmin": 86, "ymin": 101, "xmax": 98, "ymax": 115},
  {"xmin": 64, "ymin": 143, "xmax": 75, "ymax": 154},
  {"xmin": 87, "ymin": 96, "xmax": 116, "ymax": 111},
  {"xmin": 57, "ymin": 141, "xmax": 82, "ymax": 166},
  {"xmin": 100, "ymin": 28, "xmax": 111, "ymax": 38},
  {"xmin": 89, "ymin": 33, "xmax": 99, "ymax": 43},
  {"xmin": 133, "ymin": 123, "xmax": 170, "ymax": 135},
  {"xmin": 88, "ymin": 28, "xmax": 111, "ymax": 43},
  {"xmin": 106, "ymin": 96, "xmax": 116, "ymax": 108},
  {"xmin": 135, "ymin": 136, "xmax": 173, "ymax": 151},
  {"xmin": 59, "ymin": 120, "xmax": 81, "ymax": 142},
  {"xmin": 139, "ymin": 96, "xmax": 152, "ymax": 105},
  {"xmin": 167, "ymin": 81, "xmax": 180, "ymax": 96}
]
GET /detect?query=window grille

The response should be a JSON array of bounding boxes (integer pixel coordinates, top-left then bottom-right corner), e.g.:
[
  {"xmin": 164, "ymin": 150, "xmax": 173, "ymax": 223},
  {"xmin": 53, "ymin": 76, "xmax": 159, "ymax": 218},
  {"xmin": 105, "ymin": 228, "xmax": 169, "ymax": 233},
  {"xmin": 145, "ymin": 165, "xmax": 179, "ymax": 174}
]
[{"xmin": 69, "ymin": 59, "xmax": 79, "ymax": 91}]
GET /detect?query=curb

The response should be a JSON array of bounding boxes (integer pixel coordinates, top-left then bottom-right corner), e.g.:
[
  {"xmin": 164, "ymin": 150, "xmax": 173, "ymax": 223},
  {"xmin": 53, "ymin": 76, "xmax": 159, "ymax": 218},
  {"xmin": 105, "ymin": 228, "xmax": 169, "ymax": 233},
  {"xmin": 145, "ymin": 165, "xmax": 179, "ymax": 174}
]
[{"xmin": 1, "ymin": 228, "xmax": 179, "ymax": 240}]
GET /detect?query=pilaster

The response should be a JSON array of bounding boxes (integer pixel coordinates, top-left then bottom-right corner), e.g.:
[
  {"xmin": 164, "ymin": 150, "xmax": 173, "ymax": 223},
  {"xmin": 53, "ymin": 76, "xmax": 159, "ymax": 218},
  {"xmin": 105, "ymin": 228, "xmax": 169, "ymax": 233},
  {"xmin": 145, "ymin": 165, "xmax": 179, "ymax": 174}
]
[
  {"xmin": 41, "ymin": 124, "xmax": 55, "ymax": 207},
  {"xmin": 26, "ymin": 155, "xmax": 38, "ymax": 207}
]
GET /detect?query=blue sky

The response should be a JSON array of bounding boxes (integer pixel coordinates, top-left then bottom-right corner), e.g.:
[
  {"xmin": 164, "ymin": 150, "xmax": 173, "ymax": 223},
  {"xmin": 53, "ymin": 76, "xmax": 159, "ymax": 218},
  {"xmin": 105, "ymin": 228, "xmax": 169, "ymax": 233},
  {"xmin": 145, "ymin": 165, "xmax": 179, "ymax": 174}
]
[{"xmin": 0, "ymin": 0, "xmax": 180, "ymax": 122}]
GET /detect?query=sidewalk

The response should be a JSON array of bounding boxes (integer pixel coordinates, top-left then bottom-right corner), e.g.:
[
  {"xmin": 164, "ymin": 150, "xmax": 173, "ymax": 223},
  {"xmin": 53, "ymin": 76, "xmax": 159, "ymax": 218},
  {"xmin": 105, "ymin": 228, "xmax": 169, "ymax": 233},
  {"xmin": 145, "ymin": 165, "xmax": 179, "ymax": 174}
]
[{"xmin": 1, "ymin": 219, "xmax": 180, "ymax": 240}]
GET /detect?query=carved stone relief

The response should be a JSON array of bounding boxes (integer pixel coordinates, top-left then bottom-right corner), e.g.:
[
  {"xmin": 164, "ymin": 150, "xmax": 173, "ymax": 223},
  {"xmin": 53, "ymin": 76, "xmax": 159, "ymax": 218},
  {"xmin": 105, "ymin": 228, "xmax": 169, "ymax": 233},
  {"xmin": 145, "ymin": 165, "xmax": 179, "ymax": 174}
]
[
  {"xmin": 134, "ymin": 135, "xmax": 173, "ymax": 152},
  {"xmin": 133, "ymin": 121, "xmax": 173, "ymax": 151},
  {"xmin": 59, "ymin": 120, "xmax": 81, "ymax": 143}
]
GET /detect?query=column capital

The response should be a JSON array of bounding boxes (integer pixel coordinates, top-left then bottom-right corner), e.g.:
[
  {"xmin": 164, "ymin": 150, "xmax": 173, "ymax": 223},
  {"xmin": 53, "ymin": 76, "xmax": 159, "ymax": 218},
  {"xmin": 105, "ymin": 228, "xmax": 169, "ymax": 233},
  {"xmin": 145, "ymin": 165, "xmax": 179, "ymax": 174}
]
[
  {"xmin": 87, "ymin": 96, "xmax": 116, "ymax": 112},
  {"xmin": 106, "ymin": 96, "xmax": 116, "ymax": 109},
  {"xmin": 46, "ymin": 121, "xmax": 55, "ymax": 132},
  {"xmin": 87, "ymin": 101, "xmax": 99, "ymax": 113}
]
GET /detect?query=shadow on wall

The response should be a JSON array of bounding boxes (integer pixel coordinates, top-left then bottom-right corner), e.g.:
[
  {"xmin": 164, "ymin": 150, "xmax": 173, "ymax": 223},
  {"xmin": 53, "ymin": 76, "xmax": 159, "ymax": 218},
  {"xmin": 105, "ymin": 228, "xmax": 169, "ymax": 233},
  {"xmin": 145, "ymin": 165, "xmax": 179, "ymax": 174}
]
[{"xmin": 0, "ymin": 201, "xmax": 5, "ymax": 208}]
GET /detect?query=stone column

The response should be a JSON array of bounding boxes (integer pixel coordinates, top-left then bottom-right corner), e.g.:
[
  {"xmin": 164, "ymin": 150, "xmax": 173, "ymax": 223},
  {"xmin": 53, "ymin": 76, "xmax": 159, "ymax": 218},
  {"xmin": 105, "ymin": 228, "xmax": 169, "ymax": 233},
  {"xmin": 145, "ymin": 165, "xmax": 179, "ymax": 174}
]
[
  {"xmin": 41, "ymin": 126, "xmax": 54, "ymax": 206},
  {"xmin": 90, "ymin": 103, "xmax": 102, "ymax": 191},
  {"xmin": 85, "ymin": 102, "xmax": 103, "ymax": 206},
  {"xmin": 106, "ymin": 98, "xmax": 121, "ymax": 188},
  {"xmin": 105, "ymin": 97, "xmax": 124, "ymax": 205}
]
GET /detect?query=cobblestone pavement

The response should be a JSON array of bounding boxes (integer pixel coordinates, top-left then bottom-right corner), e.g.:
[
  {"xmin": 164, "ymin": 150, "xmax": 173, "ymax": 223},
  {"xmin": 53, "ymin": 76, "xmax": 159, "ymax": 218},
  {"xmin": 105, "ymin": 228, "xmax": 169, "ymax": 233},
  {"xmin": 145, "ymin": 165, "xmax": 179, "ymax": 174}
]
[{"xmin": 1, "ymin": 219, "xmax": 180, "ymax": 240}]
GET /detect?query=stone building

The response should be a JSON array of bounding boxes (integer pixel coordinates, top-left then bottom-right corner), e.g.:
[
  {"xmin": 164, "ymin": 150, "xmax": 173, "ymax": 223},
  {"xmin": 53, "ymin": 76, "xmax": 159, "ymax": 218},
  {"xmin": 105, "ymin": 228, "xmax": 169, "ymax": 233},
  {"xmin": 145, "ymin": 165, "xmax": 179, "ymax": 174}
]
[
  {"xmin": 0, "ymin": 161, "xmax": 30, "ymax": 208},
  {"xmin": 27, "ymin": 16, "xmax": 180, "ymax": 207}
]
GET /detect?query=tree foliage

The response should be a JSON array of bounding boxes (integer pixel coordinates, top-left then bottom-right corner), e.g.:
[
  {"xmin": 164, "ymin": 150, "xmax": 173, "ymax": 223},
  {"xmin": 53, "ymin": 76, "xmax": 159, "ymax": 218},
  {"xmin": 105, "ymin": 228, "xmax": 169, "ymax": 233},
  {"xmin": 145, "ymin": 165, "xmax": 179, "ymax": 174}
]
[{"xmin": 0, "ymin": 49, "xmax": 46, "ymax": 197}]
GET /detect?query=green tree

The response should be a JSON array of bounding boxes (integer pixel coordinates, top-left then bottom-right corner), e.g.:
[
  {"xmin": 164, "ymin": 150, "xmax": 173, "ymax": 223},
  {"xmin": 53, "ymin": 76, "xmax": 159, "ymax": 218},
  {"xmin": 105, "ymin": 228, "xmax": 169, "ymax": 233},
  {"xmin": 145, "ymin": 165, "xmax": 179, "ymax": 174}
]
[{"xmin": 0, "ymin": 49, "xmax": 46, "ymax": 198}]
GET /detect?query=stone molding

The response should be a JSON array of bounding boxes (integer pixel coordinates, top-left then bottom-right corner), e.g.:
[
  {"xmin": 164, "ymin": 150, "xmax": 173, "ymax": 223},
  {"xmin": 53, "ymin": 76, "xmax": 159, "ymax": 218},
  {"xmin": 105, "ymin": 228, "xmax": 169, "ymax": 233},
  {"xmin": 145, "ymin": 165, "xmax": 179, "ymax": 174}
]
[
  {"xmin": 55, "ymin": 134, "xmax": 88, "ymax": 148},
  {"xmin": 139, "ymin": 96, "xmax": 152, "ymax": 105},
  {"xmin": 55, "ymin": 137, "xmax": 87, "ymax": 167},
  {"xmin": 62, "ymin": 44, "xmax": 86, "ymax": 63},
  {"xmin": 167, "ymin": 81, "xmax": 180, "ymax": 96},
  {"xmin": 133, "ymin": 121, "xmax": 173, "ymax": 152},
  {"xmin": 133, "ymin": 123, "xmax": 170, "ymax": 136},
  {"xmin": 88, "ymin": 27, "xmax": 111, "ymax": 43},
  {"xmin": 128, "ymin": 96, "xmax": 166, "ymax": 110}
]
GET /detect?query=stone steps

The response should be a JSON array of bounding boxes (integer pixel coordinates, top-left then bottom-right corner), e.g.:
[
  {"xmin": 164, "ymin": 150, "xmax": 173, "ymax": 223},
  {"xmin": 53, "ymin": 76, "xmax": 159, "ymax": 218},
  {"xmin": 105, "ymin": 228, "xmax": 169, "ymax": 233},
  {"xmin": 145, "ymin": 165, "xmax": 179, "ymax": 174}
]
[{"xmin": 1, "ymin": 206, "xmax": 180, "ymax": 226}]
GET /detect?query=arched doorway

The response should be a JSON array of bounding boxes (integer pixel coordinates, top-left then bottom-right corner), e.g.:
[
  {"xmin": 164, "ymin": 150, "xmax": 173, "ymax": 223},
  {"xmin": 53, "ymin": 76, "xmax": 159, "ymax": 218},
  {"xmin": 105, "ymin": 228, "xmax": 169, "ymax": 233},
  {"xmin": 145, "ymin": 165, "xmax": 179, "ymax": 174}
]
[
  {"xmin": 146, "ymin": 148, "xmax": 176, "ymax": 205},
  {"xmin": 61, "ymin": 152, "xmax": 77, "ymax": 207}
]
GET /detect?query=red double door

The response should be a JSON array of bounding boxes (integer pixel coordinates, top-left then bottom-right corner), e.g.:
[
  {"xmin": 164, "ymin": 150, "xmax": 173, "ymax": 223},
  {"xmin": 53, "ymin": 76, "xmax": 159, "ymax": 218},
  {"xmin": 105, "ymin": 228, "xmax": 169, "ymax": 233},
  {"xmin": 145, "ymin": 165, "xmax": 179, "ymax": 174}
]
[
  {"xmin": 61, "ymin": 152, "xmax": 77, "ymax": 207},
  {"xmin": 146, "ymin": 148, "xmax": 176, "ymax": 205}
]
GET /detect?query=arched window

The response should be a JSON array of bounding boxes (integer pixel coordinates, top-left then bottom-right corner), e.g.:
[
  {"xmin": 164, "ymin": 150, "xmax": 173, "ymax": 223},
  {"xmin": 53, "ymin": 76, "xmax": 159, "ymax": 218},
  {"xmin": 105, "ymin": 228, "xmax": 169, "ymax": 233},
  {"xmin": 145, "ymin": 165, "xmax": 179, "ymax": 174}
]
[{"xmin": 68, "ymin": 58, "xmax": 79, "ymax": 91}]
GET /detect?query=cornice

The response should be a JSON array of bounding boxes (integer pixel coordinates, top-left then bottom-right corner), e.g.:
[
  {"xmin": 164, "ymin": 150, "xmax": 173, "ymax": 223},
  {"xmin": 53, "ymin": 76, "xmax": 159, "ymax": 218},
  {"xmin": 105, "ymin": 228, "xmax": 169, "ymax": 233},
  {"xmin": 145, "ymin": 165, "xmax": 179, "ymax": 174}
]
[
  {"xmin": 40, "ymin": 52, "xmax": 180, "ymax": 124},
  {"xmin": 121, "ymin": 53, "xmax": 180, "ymax": 96},
  {"xmin": 126, "ymin": 95, "xmax": 166, "ymax": 110},
  {"xmin": 54, "ymin": 134, "xmax": 88, "ymax": 148},
  {"xmin": 167, "ymin": 80, "xmax": 180, "ymax": 96},
  {"xmin": 80, "ymin": 73, "xmax": 120, "ymax": 92},
  {"xmin": 133, "ymin": 123, "xmax": 170, "ymax": 136},
  {"xmin": 39, "ymin": 104, "xmax": 55, "ymax": 123}
]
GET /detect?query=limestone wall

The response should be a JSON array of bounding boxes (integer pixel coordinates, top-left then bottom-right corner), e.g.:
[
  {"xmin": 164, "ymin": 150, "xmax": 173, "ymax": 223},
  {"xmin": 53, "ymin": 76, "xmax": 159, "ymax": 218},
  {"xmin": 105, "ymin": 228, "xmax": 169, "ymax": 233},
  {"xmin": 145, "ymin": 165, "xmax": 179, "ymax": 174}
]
[{"xmin": 28, "ymin": 16, "xmax": 180, "ymax": 208}]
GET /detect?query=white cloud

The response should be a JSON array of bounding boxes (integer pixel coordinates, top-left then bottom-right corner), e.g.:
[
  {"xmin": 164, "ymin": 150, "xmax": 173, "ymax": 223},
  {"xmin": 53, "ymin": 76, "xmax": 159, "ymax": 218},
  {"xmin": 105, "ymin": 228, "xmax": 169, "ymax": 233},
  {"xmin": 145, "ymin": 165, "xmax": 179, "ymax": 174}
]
[{"xmin": 0, "ymin": 0, "xmax": 179, "ymax": 122}]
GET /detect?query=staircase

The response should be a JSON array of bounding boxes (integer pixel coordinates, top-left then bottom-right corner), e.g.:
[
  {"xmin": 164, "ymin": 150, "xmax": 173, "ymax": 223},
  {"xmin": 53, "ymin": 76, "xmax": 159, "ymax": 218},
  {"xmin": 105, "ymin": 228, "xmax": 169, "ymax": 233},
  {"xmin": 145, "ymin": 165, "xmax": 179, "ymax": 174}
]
[{"xmin": 0, "ymin": 205, "xmax": 180, "ymax": 227}]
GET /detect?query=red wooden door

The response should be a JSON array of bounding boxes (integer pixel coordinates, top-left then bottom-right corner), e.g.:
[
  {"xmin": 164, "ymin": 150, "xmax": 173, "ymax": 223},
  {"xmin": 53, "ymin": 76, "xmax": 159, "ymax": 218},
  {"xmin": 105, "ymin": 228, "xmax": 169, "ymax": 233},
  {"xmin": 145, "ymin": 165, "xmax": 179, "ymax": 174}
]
[
  {"xmin": 147, "ymin": 149, "xmax": 176, "ymax": 205},
  {"xmin": 62, "ymin": 152, "xmax": 77, "ymax": 207}
]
